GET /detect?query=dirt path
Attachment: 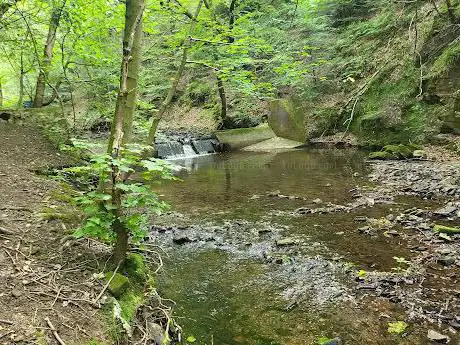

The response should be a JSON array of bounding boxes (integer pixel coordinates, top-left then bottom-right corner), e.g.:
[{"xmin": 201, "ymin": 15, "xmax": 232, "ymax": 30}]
[{"xmin": 0, "ymin": 123, "xmax": 109, "ymax": 345}]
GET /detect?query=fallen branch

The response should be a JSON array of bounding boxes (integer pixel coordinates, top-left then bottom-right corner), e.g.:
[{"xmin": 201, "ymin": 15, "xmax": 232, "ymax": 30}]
[
  {"xmin": 45, "ymin": 317, "xmax": 66, "ymax": 345},
  {"xmin": 0, "ymin": 319, "xmax": 13, "ymax": 325},
  {"xmin": 92, "ymin": 261, "xmax": 121, "ymax": 305}
]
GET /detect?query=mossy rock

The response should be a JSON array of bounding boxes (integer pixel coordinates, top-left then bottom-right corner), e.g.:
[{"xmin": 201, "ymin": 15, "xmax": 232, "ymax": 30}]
[
  {"xmin": 433, "ymin": 224, "xmax": 460, "ymax": 234},
  {"xmin": 105, "ymin": 272, "xmax": 130, "ymax": 298},
  {"xmin": 383, "ymin": 144, "xmax": 414, "ymax": 159},
  {"xmin": 369, "ymin": 151, "xmax": 396, "ymax": 160},
  {"xmin": 124, "ymin": 253, "xmax": 148, "ymax": 283}
]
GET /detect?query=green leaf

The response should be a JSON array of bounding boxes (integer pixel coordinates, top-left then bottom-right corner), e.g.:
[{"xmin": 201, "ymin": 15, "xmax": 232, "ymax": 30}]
[
  {"xmin": 186, "ymin": 336, "xmax": 196, "ymax": 343},
  {"xmin": 387, "ymin": 321, "xmax": 408, "ymax": 335}
]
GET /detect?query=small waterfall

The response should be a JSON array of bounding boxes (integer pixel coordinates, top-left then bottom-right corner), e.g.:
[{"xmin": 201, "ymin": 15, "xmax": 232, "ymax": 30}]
[
  {"xmin": 182, "ymin": 144, "xmax": 198, "ymax": 157},
  {"xmin": 192, "ymin": 139, "xmax": 218, "ymax": 154},
  {"xmin": 155, "ymin": 138, "xmax": 220, "ymax": 159},
  {"xmin": 155, "ymin": 142, "xmax": 184, "ymax": 159}
]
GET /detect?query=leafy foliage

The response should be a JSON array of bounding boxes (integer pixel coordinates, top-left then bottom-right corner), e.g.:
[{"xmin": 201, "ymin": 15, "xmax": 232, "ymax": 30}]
[{"xmin": 59, "ymin": 140, "xmax": 175, "ymax": 244}]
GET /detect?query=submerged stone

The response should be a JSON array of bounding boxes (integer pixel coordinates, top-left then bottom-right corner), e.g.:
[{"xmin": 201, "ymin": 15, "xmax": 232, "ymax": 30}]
[{"xmin": 105, "ymin": 272, "xmax": 130, "ymax": 298}]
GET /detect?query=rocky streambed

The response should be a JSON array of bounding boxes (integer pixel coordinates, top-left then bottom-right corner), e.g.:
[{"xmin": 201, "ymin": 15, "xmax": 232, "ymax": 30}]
[{"xmin": 148, "ymin": 149, "xmax": 460, "ymax": 345}]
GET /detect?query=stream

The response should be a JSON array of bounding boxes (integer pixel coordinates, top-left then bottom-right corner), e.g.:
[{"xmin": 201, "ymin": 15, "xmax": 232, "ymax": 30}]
[{"xmin": 150, "ymin": 149, "xmax": 460, "ymax": 345}]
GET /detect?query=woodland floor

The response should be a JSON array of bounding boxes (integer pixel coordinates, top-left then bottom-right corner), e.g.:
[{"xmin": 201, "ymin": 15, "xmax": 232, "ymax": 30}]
[{"xmin": 0, "ymin": 123, "xmax": 110, "ymax": 345}]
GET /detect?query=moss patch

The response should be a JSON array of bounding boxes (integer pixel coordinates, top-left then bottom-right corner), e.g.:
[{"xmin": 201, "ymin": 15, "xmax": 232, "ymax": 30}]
[
  {"xmin": 369, "ymin": 144, "xmax": 419, "ymax": 160},
  {"xmin": 124, "ymin": 253, "xmax": 148, "ymax": 283},
  {"xmin": 105, "ymin": 272, "xmax": 130, "ymax": 298}
]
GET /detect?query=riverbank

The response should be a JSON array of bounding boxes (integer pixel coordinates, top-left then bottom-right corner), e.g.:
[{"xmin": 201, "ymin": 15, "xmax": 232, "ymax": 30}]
[
  {"xmin": 0, "ymin": 123, "xmax": 176, "ymax": 345},
  {"xmin": 0, "ymin": 123, "xmax": 110, "ymax": 344}
]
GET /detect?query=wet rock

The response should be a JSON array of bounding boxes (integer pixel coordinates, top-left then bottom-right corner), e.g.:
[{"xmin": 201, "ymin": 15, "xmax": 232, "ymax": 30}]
[
  {"xmin": 427, "ymin": 329, "xmax": 450, "ymax": 343},
  {"xmin": 448, "ymin": 320, "xmax": 460, "ymax": 330},
  {"xmin": 312, "ymin": 198, "xmax": 322, "ymax": 204},
  {"xmin": 172, "ymin": 234, "xmax": 195, "ymax": 245},
  {"xmin": 434, "ymin": 204, "xmax": 459, "ymax": 218},
  {"xmin": 276, "ymin": 238, "xmax": 298, "ymax": 246},
  {"xmin": 438, "ymin": 256, "xmax": 456, "ymax": 266},
  {"xmin": 146, "ymin": 322, "xmax": 169, "ymax": 345}
]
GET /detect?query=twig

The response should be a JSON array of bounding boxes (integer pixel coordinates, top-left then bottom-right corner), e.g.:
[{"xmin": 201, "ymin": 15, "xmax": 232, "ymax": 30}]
[
  {"xmin": 416, "ymin": 52, "xmax": 424, "ymax": 98},
  {"xmin": 0, "ymin": 227, "xmax": 13, "ymax": 235},
  {"xmin": 0, "ymin": 331, "xmax": 14, "ymax": 340},
  {"xmin": 93, "ymin": 261, "xmax": 121, "ymax": 304},
  {"xmin": 0, "ymin": 319, "xmax": 13, "ymax": 325},
  {"xmin": 52, "ymin": 287, "xmax": 62, "ymax": 307},
  {"xmin": 45, "ymin": 317, "xmax": 66, "ymax": 345}
]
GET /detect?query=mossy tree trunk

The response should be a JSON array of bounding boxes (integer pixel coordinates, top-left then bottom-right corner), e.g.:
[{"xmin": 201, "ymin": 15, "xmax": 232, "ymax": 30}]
[
  {"xmin": 108, "ymin": 0, "xmax": 145, "ymax": 265},
  {"xmin": 445, "ymin": 0, "xmax": 457, "ymax": 23},
  {"xmin": 33, "ymin": 1, "xmax": 66, "ymax": 108}
]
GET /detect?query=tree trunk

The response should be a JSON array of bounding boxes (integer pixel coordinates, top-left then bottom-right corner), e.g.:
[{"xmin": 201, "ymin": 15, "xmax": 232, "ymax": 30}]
[
  {"xmin": 146, "ymin": 46, "xmax": 188, "ymax": 145},
  {"xmin": 228, "ymin": 0, "xmax": 237, "ymax": 43},
  {"xmin": 146, "ymin": 0, "xmax": 203, "ymax": 146},
  {"xmin": 108, "ymin": 0, "xmax": 145, "ymax": 150},
  {"xmin": 18, "ymin": 72, "xmax": 24, "ymax": 108},
  {"xmin": 0, "ymin": 79, "xmax": 3, "ymax": 107},
  {"xmin": 216, "ymin": 75, "xmax": 227, "ymax": 126},
  {"xmin": 33, "ymin": 1, "xmax": 66, "ymax": 108},
  {"xmin": 446, "ymin": 0, "xmax": 456, "ymax": 23},
  {"xmin": 216, "ymin": 0, "xmax": 236, "ymax": 126},
  {"xmin": 108, "ymin": 0, "xmax": 145, "ymax": 264}
]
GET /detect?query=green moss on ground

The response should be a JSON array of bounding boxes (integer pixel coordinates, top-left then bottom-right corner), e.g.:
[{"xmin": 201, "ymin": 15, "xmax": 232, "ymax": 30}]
[
  {"xmin": 105, "ymin": 272, "xmax": 130, "ymax": 298},
  {"xmin": 102, "ymin": 254, "xmax": 154, "ymax": 343},
  {"xmin": 369, "ymin": 144, "xmax": 420, "ymax": 160}
]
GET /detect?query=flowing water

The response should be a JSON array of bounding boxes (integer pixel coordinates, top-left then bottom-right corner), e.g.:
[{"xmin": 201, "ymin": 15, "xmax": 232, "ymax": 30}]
[{"xmin": 152, "ymin": 149, "xmax": 429, "ymax": 345}]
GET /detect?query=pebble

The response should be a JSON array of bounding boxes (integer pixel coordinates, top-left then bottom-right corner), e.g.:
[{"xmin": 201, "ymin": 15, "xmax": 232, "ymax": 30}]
[{"xmin": 11, "ymin": 290, "xmax": 22, "ymax": 298}]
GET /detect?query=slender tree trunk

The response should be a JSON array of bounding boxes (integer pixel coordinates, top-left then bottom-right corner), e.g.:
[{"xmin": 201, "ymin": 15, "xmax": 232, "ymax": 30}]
[
  {"xmin": 216, "ymin": 75, "xmax": 227, "ymax": 126},
  {"xmin": 216, "ymin": 0, "xmax": 235, "ymax": 126},
  {"xmin": 446, "ymin": 0, "xmax": 456, "ymax": 23},
  {"xmin": 18, "ymin": 72, "xmax": 24, "ymax": 108},
  {"xmin": 146, "ymin": 46, "xmax": 188, "ymax": 145},
  {"xmin": 108, "ymin": 0, "xmax": 145, "ymax": 265},
  {"xmin": 146, "ymin": 0, "xmax": 203, "ymax": 146},
  {"xmin": 0, "ymin": 79, "xmax": 3, "ymax": 107},
  {"xmin": 33, "ymin": 1, "xmax": 66, "ymax": 108},
  {"xmin": 228, "ymin": 0, "xmax": 237, "ymax": 43}
]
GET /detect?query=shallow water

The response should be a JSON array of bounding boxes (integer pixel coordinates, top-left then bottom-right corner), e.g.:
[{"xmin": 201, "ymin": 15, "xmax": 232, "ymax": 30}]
[{"xmin": 153, "ymin": 149, "xmax": 427, "ymax": 344}]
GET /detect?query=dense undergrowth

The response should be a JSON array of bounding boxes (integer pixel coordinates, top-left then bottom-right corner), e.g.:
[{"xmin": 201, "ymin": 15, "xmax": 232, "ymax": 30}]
[{"xmin": 287, "ymin": 0, "xmax": 460, "ymax": 145}]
